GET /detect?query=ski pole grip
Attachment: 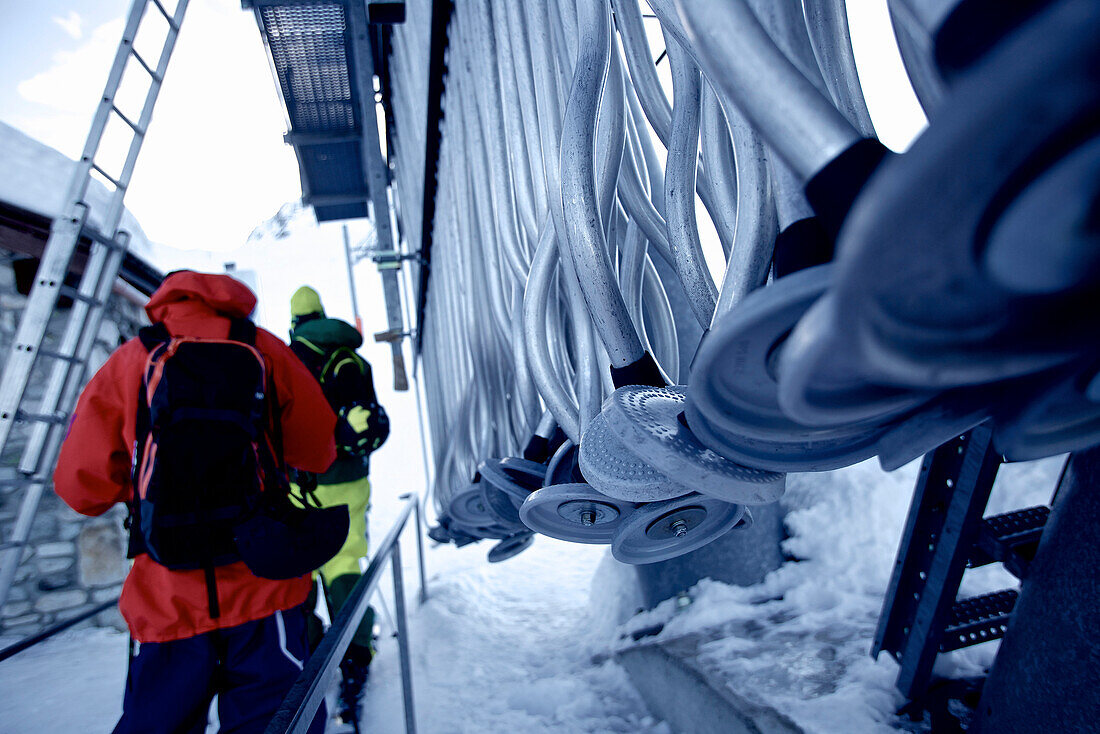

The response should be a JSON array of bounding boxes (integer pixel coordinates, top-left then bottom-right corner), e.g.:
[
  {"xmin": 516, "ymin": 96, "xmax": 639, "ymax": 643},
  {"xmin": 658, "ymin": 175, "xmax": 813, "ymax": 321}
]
[
  {"xmin": 610, "ymin": 351, "xmax": 668, "ymax": 389},
  {"xmin": 804, "ymin": 137, "xmax": 890, "ymax": 239}
]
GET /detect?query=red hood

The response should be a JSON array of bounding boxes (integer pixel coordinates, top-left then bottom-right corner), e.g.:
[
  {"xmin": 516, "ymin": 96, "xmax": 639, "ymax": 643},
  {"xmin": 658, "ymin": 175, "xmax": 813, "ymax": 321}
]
[{"xmin": 145, "ymin": 270, "xmax": 257, "ymax": 322}]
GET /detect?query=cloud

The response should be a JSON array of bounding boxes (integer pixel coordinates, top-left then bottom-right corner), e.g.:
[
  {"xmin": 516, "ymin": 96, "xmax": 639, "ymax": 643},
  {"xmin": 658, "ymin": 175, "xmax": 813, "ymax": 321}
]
[
  {"xmin": 11, "ymin": 0, "xmax": 308, "ymax": 253},
  {"xmin": 18, "ymin": 19, "xmax": 122, "ymax": 114},
  {"xmin": 52, "ymin": 11, "xmax": 84, "ymax": 40}
]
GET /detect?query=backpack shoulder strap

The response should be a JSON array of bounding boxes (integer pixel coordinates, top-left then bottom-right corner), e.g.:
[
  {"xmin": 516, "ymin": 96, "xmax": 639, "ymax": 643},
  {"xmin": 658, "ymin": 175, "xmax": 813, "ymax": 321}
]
[
  {"xmin": 138, "ymin": 322, "xmax": 171, "ymax": 351},
  {"xmin": 321, "ymin": 346, "xmax": 378, "ymax": 413},
  {"xmin": 228, "ymin": 317, "xmax": 256, "ymax": 346},
  {"xmin": 322, "ymin": 346, "xmax": 365, "ymax": 381},
  {"xmin": 128, "ymin": 325, "xmax": 169, "ymax": 559}
]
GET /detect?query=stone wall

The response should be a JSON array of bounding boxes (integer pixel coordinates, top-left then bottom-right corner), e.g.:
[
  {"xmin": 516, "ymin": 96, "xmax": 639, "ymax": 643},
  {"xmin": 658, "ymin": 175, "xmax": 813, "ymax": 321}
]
[{"xmin": 1, "ymin": 252, "xmax": 146, "ymax": 638}]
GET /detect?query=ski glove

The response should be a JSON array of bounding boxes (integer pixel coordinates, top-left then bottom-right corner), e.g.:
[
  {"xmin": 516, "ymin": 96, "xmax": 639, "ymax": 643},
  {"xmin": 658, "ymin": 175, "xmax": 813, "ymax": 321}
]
[
  {"xmin": 346, "ymin": 405, "xmax": 371, "ymax": 434},
  {"xmin": 337, "ymin": 405, "xmax": 382, "ymax": 454}
]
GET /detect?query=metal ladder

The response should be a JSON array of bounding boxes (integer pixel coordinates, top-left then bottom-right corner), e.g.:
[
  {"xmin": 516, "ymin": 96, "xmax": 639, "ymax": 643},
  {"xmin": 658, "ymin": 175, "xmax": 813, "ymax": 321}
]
[
  {"xmin": 0, "ymin": 0, "xmax": 189, "ymax": 611},
  {"xmin": 872, "ymin": 422, "xmax": 1053, "ymax": 705}
]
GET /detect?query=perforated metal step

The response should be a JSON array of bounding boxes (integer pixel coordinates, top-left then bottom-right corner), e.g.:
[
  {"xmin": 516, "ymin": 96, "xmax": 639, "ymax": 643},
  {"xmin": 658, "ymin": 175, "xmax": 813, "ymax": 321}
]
[
  {"xmin": 941, "ymin": 589, "xmax": 1018, "ymax": 652},
  {"xmin": 970, "ymin": 505, "xmax": 1049, "ymax": 578}
]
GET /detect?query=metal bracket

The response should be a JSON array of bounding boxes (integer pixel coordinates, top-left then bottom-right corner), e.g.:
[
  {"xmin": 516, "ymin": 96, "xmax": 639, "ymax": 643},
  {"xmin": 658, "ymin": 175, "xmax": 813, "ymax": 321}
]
[
  {"xmin": 374, "ymin": 328, "xmax": 415, "ymax": 344},
  {"xmin": 370, "ymin": 250, "xmax": 423, "ymax": 270},
  {"xmin": 969, "ymin": 505, "xmax": 1049, "ymax": 579}
]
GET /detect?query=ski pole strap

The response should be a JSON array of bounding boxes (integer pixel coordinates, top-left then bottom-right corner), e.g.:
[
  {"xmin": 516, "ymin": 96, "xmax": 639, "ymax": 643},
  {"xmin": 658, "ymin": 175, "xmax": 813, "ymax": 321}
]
[{"xmin": 204, "ymin": 564, "xmax": 220, "ymax": 619}]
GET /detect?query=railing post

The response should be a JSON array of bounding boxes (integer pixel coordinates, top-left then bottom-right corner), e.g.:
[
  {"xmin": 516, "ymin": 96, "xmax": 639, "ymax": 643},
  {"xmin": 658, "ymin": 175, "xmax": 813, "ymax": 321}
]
[
  {"xmin": 403, "ymin": 492, "xmax": 430, "ymax": 604},
  {"xmin": 264, "ymin": 495, "xmax": 420, "ymax": 733},
  {"xmin": 391, "ymin": 542, "xmax": 418, "ymax": 734}
]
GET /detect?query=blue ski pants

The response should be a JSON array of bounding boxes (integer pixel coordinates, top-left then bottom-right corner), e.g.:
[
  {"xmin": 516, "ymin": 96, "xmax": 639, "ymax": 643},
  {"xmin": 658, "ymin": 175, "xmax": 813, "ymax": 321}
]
[{"xmin": 113, "ymin": 605, "xmax": 325, "ymax": 734}]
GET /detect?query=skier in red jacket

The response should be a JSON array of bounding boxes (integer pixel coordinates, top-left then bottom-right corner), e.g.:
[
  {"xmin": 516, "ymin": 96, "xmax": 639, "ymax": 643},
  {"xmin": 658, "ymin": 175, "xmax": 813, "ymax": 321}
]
[{"xmin": 54, "ymin": 270, "xmax": 337, "ymax": 733}]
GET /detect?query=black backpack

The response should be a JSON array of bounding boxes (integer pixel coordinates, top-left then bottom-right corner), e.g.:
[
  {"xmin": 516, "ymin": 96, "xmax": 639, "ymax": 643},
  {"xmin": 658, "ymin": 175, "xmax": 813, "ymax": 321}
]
[
  {"xmin": 128, "ymin": 319, "xmax": 348, "ymax": 617},
  {"xmin": 318, "ymin": 346, "xmax": 390, "ymax": 457}
]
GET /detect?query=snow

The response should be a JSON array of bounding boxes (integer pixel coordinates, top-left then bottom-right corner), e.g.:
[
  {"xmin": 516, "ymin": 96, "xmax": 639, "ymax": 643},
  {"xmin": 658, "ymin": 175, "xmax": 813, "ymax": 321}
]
[
  {"xmin": 0, "ymin": 198, "xmax": 1068, "ymax": 733},
  {"xmin": 361, "ymin": 539, "xmax": 666, "ymax": 734},
  {"xmin": 612, "ymin": 455, "xmax": 1065, "ymax": 734},
  {"xmin": 0, "ymin": 120, "xmax": 237, "ymax": 276},
  {"xmin": 0, "ymin": 627, "xmax": 127, "ymax": 732}
]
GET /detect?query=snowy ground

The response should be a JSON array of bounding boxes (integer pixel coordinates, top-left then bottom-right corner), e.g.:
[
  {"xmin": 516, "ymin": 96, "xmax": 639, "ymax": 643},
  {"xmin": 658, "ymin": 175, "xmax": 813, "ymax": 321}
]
[
  {"xmin": 0, "ymin": 451, "xmax": 1063, "ymax": 734},
  {"xmin": 609, "ymin": 456, "xmax": 1064, "ymax": 734},
  {"xmin": 359, "ymin": 536, "xmax": 665, "ymax": 734},
  {"xmin": 0, "ymin": 531, "xmax": 665, "ymax": 734}
]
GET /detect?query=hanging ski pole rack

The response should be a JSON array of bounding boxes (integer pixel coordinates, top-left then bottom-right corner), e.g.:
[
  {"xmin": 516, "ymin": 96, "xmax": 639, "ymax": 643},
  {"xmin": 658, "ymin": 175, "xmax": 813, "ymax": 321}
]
[
  {"xmin": 364, "ymin": 0, "xmax": 1100, "ymax": 558},
  {"xmin": 364, "ymin": 0, "xmax": 1100, "ymax": 721}
]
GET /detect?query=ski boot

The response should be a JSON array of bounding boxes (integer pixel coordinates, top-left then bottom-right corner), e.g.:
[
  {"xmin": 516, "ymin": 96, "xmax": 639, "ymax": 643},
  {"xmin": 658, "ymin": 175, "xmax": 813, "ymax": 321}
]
[{"xmin": 336, "ymin": 644, "xmax": 372, "ymax": 732}]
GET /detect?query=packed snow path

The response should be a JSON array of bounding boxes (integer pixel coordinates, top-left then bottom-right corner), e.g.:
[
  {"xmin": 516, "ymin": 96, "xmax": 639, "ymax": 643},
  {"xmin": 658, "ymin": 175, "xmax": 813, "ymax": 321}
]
[
  {"xmin": 0, "ymin": 536, "xmax": 668, "ymax": 733},
  {"xmin": 361, "ymin": 538, "xmax": 667, "ymax": 734}
]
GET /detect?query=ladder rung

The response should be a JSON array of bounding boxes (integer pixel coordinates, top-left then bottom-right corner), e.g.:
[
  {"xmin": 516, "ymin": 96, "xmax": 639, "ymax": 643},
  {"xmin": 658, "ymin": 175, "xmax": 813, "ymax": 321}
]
[
  {"xmin": 78, "ymin": 224, "xmax": 128, "ymax": 251},
  {"xmin": 90, "ymin": 163, "xmax": 127, "ymax": 192},
  {"xmin": 34, "ymin": 348, "xmax": 85, "ymax": 365},
  {"xmin": 150, "ymin": 0, "xmax": 182, "ymax": 31},
  {"xmin": 969, "ymin": 505, "xmax": 1049, "ymax": 578},
  {"xmin": 14, "ymin": 410, "xmax": 68, "ymax": 426},
  {"xmin": 984, "ymin": 506, "xmax": 1049, "ymax": 544},
  {"xmin": 128, "ymin": 48, "xmax": 164, "ymax": 83},
  {"xmin": 58, "ymin": 285, "xmax": 106, "ymax": 307},
  {"xmin": 111, "ymin": 104, "xmax": 147, "ymax": 136},
  {"xmin": 940, "ymin": 589, "xmax": 1017, "ymax": 652}
]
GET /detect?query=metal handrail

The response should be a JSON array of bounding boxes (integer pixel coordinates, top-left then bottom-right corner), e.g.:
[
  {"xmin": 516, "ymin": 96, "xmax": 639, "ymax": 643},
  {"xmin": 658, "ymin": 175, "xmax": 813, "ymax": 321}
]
[
  {"xmin": 265, "ymin": 492, "xmax": 429, "ymax": 734},
  {"xmin": 0, "ymin": 597, "xmax": 118, "ymax": 663}
]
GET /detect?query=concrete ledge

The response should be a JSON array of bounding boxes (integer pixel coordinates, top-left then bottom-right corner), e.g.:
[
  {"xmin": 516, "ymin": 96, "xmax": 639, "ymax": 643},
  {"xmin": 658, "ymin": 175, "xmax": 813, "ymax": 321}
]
[{"xmin": 614, "ymin": 630, "xmax": 802, "ymax": 734}]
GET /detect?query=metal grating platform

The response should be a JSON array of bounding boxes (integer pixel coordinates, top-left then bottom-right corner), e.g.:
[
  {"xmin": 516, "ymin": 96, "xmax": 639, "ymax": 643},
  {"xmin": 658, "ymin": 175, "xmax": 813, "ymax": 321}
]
[
  {"xmin": 247, "ymin": 0, "xmax": 370, "ymax": 221},
  {"xmin": 259, "ymin": 4, "xmax": 354, "ymax": 132}
]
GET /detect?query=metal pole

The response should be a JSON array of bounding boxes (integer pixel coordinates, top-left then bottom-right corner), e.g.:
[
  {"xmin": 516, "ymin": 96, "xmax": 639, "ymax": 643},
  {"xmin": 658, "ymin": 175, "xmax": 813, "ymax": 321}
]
[
  {"xmin": 410, "ymin": 359, "xmax": 435, "ymax": 498},
  {"xmin": 664, "ymin": 0, "xmax": 861, "ymax": 181},
  {"xmin": 399, "ymin": 491, "xmax": 429, "ymax": 604},
  {"xmin": 391, "ymin": 543, "xmax": 418, "ymax": 734},
  {"xmin": 0, "ymin": 598, "xmax": 118, "ymax": 663},
  {"xmin": 343, "ymin": 224, "xmax": 363, "ymax": 334},
  {"xmin": 413, "ymin": 495, "xmax": 429, "ymax": 604}
]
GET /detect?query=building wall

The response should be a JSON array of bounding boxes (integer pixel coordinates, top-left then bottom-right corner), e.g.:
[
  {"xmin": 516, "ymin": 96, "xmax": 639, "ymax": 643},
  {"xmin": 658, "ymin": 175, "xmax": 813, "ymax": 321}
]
[{"xmin": 0, "ymin": 252, "xmax": 146, "ymax": 637}]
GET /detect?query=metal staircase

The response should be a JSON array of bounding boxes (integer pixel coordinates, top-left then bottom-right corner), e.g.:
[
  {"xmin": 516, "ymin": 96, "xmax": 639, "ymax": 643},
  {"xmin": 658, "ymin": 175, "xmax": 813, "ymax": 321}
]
[
  {"xmin": 0, "ymin": 0, "xmax": 189, "ymax": 610},
  {"xmin": 872, "ymin": 423, "xmax": 1054, "ymax": 701}
]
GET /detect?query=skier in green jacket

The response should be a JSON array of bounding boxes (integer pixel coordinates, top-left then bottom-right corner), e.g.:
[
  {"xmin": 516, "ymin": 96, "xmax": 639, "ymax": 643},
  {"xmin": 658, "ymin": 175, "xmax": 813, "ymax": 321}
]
[{"xmin": 289, "ymin": 286, "xmax": 390, "ymax": 730}]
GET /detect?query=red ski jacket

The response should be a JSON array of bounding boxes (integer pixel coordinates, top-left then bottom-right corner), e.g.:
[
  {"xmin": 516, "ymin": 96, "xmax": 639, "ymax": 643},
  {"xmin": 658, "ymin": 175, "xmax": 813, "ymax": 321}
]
[{"xmin": 54, "ymin": 271, "xmax": 337, "ymax": 643}]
